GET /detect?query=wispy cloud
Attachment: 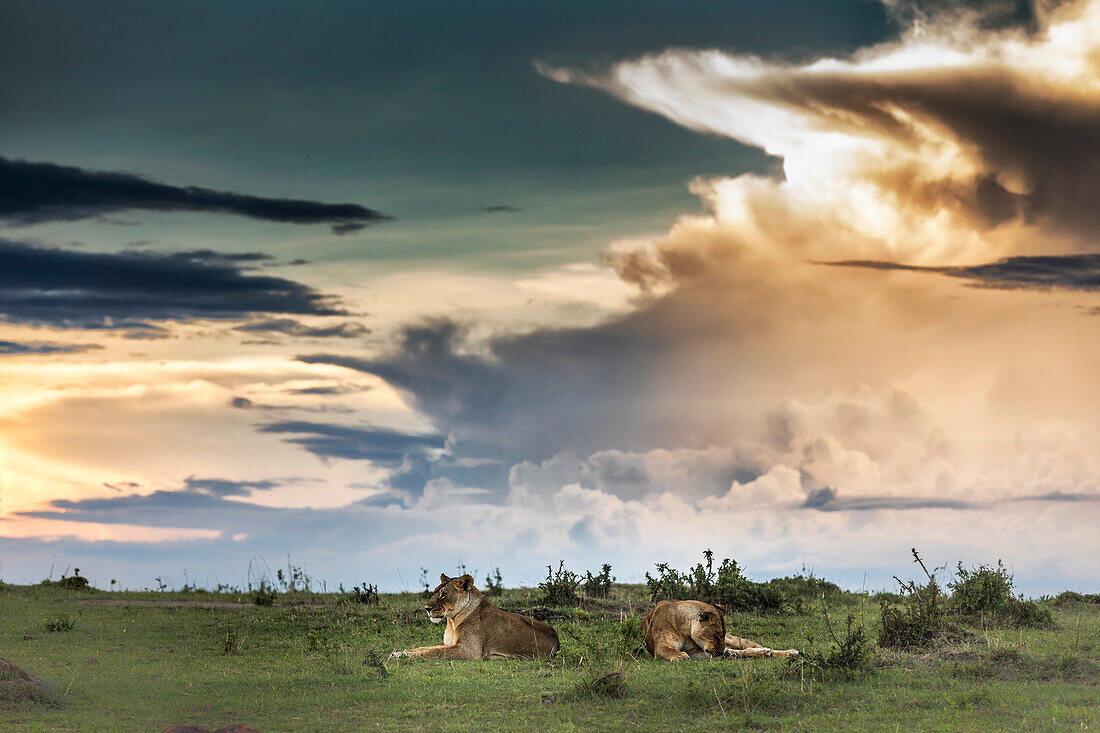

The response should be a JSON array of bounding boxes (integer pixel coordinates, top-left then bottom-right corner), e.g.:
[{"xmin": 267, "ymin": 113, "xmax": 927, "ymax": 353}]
[
  {"xmin": 235, "ymin": 318, "xmax": 370, "ymax": 339},
  {"xmin": 258, "ymin": 420, "xmax": 446, "ymax": 465},
  {"xmin": 0, "ymin": 339, "xmax": 102, "ymax": 355},
  {"xmin": 821, "ymin": 254, "xmax": 1100, "ymax": 292},
  {"xmin": 0, "ymin": 155, "xmax": 391, "ymax": 234},
  {"xmin": 0, "ymin": 239, "xmax": 343, "ymax": 330}
]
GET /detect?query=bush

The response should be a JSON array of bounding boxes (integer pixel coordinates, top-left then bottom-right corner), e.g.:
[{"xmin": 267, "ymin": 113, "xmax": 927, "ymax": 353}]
[
  {"xmin": 878, "ymin": 549, "xmax": 951, "ymax": 649},
  {"xmin": 252, "ymin": 581, "xmax": 277, "ymax": 607},
  {"xmin": 1005, "ymin": 597, "xmax": 1054, "ymax": 628},
  {"xmin": 582, "ymin": 564, "xmax": 614, "ymax": 599},
  {"xmin": 483, "ymin": 568, "xmax": 504, "ymax": 597},
  {"xmin": 43, "ymin": 614, "xmax": 75, "ymax": 632},
  {"xmin": 617, "ymin": 615, "xmax": 644, "ymax": 658},
  {"xmin": 949, "ymin": 561, "xmax": 1013, "ymax": 616},
  {"xmin": 793, "ymin": 612, "xmax": 871, "ymax": 681},
  {"xmin": 949, "ymin": 560, "xmax": 1054, "ymax": 628},
  {"xmin": 349, "ymin": 582, "xmax": 379, "ymax": 605},
  {"xmin": 539, "ymin": 561, "xmax": 580, "ymax": 607},
  {"xmin": 40, "ymin": 568, "xmax": 90, "ymax": 591},
  {"xmin": 1053, "ymin": 591, "xmax": 1100, "ymax": 606},
  {"xmin": 645, "ymin": 550, "xmax": 783, "ymax": 613},
  {"xmin": 770, "ymin": 575, "xmax": 843, "ymax": 615}
]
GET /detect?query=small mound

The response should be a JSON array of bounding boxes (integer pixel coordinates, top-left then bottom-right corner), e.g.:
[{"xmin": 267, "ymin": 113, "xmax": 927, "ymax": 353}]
[
  {"xmin": 0, "ymin": 658, "xmax": 56, "ymax": 710},
  {"xmin": 0, "ymin": 658, "xmax": 32, "ymax": 683}
]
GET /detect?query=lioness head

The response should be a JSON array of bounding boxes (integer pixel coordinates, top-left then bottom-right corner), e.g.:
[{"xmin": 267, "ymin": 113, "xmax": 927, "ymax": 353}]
[
  {"xmin": 692, "ymin": 603, "xmax": 727, "ymax": 655},
  {"xmin": 423, "ymin": 573, "xmax": 476, "ymax": 623}
]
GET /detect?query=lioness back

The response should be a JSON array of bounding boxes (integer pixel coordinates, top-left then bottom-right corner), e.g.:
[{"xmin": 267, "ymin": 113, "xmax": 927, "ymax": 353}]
[{"xmin": 484, "ymin": 606, "xmax": 560, "ymax": 659}]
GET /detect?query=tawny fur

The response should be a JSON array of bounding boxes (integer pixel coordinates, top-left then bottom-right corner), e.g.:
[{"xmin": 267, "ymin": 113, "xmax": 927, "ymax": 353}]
[
  {"xmin": 642, "ymin": 600, "xmax": 799, "ymax": 661},
  {"xmin": 391, "ymin": 573, "xmax": 559, "ymax": 660}
]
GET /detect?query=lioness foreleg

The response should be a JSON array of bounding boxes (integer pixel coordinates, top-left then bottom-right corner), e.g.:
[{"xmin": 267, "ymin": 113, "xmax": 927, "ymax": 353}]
[
  {"xmin": 653, "ymin": 642, "xmax": 690, "ymax": 661},
  {"xmin": 722, "ymin": 634, "xmax": 799, "ymax": 658},
  {"xmin": 390, "ymin": 644, "xmax": 480, "ymax": 660}
]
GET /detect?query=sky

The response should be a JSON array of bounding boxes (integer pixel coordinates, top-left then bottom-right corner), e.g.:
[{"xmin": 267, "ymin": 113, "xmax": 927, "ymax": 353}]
[{"xmin": 1, "ymin": 0, "xmax": 1097, "ymax": 595}]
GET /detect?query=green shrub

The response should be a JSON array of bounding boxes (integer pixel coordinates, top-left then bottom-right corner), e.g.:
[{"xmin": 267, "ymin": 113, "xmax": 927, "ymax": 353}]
[
  {"xmin": 483, "ymin": 568, "xmax": 504, "ymax": 597},
  {"xmin": 878, "ymin": 549, "xmax": 951, "ymax": 649},
  {"xmin": 39, "ymin": 568, "xmax": 90, "ymax": 591},
  {"xmin": 349, "ymin": 582, "xmax": 379, "ymax": 605},
  {"xmin": 43, "ymin": 614, "xmax": 75, "ymax": 632},
  {"xmin": 949, "ymin": 561, "xmax": 1013, "ymax": 616},
  {"xmin": 582, "ymin": 564, "xmax": 614, "ymax": 599},
  {"xmin": 617, "ymin": 615, "xmax": 644, "ymax": 658},
  {"xmin": 539, "ymin": 561, "xmax": 580, "ymax": 607},
  {"xmin": 949, "ymin": 560, "xmax": 1055, "ymax": 628},
  {"xmin": 252, "ymin": 581, "xmax": 277, "ymax": 607},
  {"xmin": 1052, "ymin": 590, "xmax": 1100, "ymax": 606},
  {"xmin": 793, "ymin": 613, "xmax": 871, "ymax": 681},
  {"xmin": 645, "ymin": 550, "xmax": 783, "ymax": 613},
  {"xmin": 1005, "ymin": 597, "xmax": 1054, "ymax": 628}
]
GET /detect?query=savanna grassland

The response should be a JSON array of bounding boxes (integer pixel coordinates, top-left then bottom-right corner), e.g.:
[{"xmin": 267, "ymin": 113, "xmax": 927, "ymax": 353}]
[{"xmin": 1, "ymin": 557, "xmax": 1098, "ymax": 732}]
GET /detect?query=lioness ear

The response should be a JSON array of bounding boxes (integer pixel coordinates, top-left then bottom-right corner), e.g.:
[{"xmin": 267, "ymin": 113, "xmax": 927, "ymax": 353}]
[
  {"xmin": 458, "ymin": 574, "xmax": 474, "ymax": 591},
  {"xmin": 699, "ymin": 611, "xmax": 713, "ymax": 622},
  {"xmin": 440, "ymin": 573, "xmax": 450, "ymax": 584},
  {"xmin": 712, "ymin": 604, "xmax": 727, "ymax": 618}
]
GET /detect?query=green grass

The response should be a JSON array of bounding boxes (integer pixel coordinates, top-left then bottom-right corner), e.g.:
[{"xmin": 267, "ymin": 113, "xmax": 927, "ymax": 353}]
[{"xmin": 1, "ymin": 582, "xmax": 1097, "ymax": 732}]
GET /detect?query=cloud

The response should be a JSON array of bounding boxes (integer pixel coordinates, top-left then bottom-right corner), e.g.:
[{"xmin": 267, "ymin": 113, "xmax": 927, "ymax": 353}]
[
  {"xmin": 0, "ymin": 238, "xmax": 343, "ymax": 330},
  {"xmin": 284, "ymin": 385, "xmax": 368, "ymax": 396},
  {"xmin": 822, "ymin": 254, "xmax": 1100, "ymax": 291},
  {"xmin": 0, "ymin": 339, "xmax": 102, "ymax": 355},
  {"xmin": 234, "ymin": 318, "xmax": 371, "ymax": 339},
  {"xmin": 6, "ymin": 0, "xmax": 1100, "ymax": 595},
  {"xmin": 883, "ymin": 0, "xmax": 1073, "ymax": 34},
  {"xmin": 0, "ymin": 155, "xmax": 391, "ymax": 234},
  {"xmin": 801, "ymin": 486, "xmax": 973, "ymax": 511},
  {"xmin": 257, "ymin": 420, "xmax": 445, "ymax": 465},
  {"xmin": 541, "ymin": 0, "xmax": 1100, "ymax": 245},
  {"xmin": 481, "ymin": 205, "xmax": 521, "ymax": 213},
  {"xmin": 181, "ymin": 476, "xmax": 280, "ymax": 497}
]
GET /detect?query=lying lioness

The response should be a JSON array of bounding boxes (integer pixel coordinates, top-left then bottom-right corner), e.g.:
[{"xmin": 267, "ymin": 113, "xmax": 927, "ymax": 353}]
[
  {"xmin": 643, "ymin": 600, "xmax": 799, "ymax": 660},
  {"xmin": 391, "ymin": 573, "xmax": 559, "ymax": 660}
]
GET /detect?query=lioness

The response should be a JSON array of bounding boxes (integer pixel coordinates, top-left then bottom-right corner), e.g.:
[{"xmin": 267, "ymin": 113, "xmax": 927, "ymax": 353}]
[
  {"xmin": 391, "ymin": 573, "xmax": 559, "ymax": 660},
  {"xmin": 643, "ymin": 600, "xmax": 799, "ymax": 660}
]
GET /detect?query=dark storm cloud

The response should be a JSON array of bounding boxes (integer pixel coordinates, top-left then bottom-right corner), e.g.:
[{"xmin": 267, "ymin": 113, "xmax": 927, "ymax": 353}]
[
  {"xmin": 802, "ymin": 487, "xmax": 973, "ymax": 511},
  {"xmin": 298, "ymin": 311, "xmax": 682, "ymax": 461},
  {"xmin": 1011, "ymin": 491, "xmax": 1100, "ymax": 503},
  {"xmin": 182, "ymin": 476, "xmax": 280, "ymax": 497},
  {"xmin": 482, "ymin": 205, "xmax": 521, "ymax": 213},
  {"xmin": 822, "ymin": 254, "xmax": 1100, "ymax": 292},
  {"xmin": 257, "ymin": 421, "xmax": 445, "ymax": 464},
  {"xmin": 234, "ymin": 318, "xmax": 370, "ymax": 339},
  {"xmin": 885, "ymin": 0, "xmax": 1068, "ymax": 33},
  {"xmin": 0, "ymin": 339, "xmax": 102, "ymax": 355},
  {"xmin": 285, "ymin": 385, "xmax": 365, "ymax": 396},
  {"xmin": 0, "ymin": 155, "xmax": 391, "ymax": 234},
  {"xmin": 0, "ymin": 238, "xmax": 343, "ymax": 330}
]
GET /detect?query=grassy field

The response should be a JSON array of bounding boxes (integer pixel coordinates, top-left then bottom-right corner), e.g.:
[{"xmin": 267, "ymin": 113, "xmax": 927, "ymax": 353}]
[{"xmin": 1, "ymin": 573, "xmax": 1098, "ymax": 732}]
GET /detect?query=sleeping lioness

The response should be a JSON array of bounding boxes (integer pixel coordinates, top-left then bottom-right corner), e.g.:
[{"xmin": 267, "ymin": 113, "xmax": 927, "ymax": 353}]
[
  {"xmin": 390, "ymin": 573, "xmax": 559, "ymax": 660},
  {"xmin": 643, "ymin": 600, "xmax": 799, "ymax": 660}
]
